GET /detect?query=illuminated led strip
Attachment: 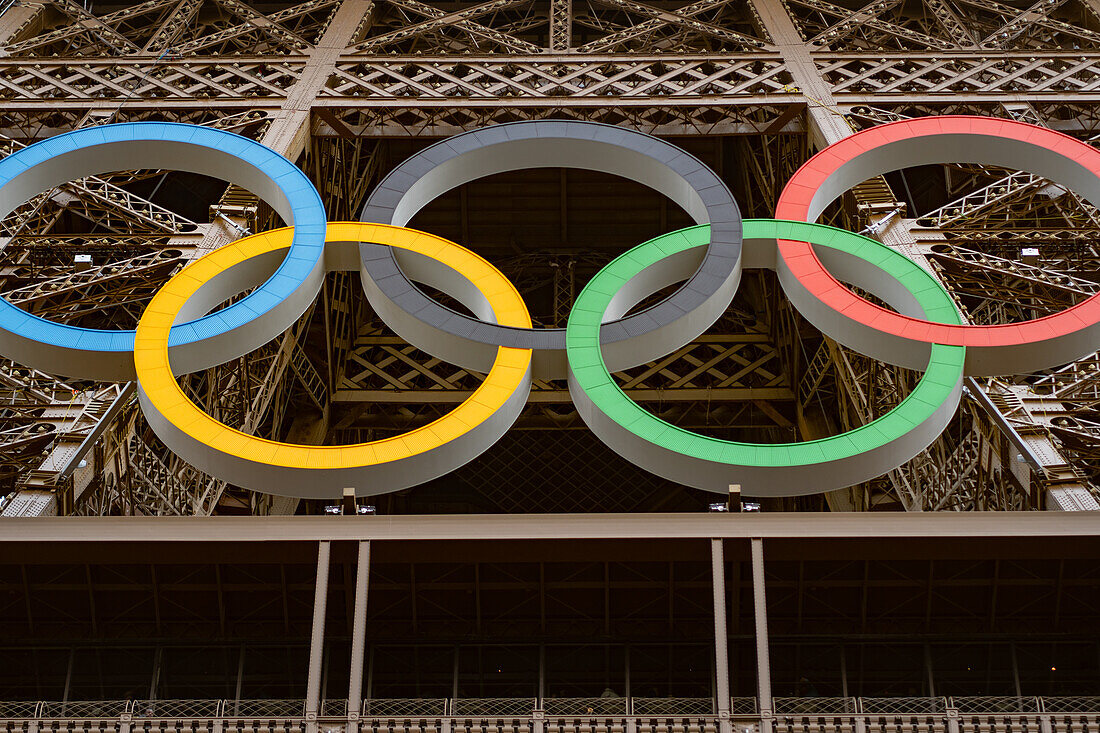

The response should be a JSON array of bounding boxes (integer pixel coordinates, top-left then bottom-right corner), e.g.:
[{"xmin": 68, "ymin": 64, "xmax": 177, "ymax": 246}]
[
  {"xmin": 776, "ymin": 115, "xmax": 1100, "ymax": 376},
  {"xmin": 566, "ymin": 220, "xmax": 965, "ymax": 497},
  {"xmin": 360, "ymin": 120, "xmax": 743, "ymax": 380},
  {"xmin": 135, "ymin": 223, "xmax": 532, "ymax": 498},
  {"xmin": 0, "ymin": 122, "xmax": 327, "ymax": 381}
]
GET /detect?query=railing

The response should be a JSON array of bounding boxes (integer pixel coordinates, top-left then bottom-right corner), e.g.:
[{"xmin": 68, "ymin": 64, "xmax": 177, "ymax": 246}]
[
  {"xmin": 39, "ymin": 700, "xmax": 132, "ymax": 718},
  {"xmin": 951, "ymin": 696, "xmax": 1042, "ymax": 713},
  {"xmin": 862, "ymin": 696, "xmax": 947, "ymax": 714},
  {"xmin": 362, "ymin": 698, "xmax": 448, "ymax": 716},
  {"xmin": 632, "ymin": 698, "xmax": 715, "ymax": 715},
  {"xmin": 228, "ymin": 699, "xmax": 305, "ymax": 718},
  {"xmin": 774, "ymin": 697, "xmax": 858, "ymax": 714},
  {"xmin": 3, "ymin": 696, "xmax": 1100, "ymax": 727},
  {"xmin": 451, "ymin": 698, "xmax": 538, "ymax": 716},
  {"xmin": 543, "ymin": 697, "xmax": 629, "ymax": 715},
  {"xmin": 133, "ymin": 699, "xmax": 222, "ymax": 718}
]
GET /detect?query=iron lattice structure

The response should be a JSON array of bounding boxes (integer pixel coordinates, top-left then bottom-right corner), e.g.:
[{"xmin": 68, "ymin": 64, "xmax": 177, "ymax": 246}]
[{"xmin": 0, "ymin": 0, "xmax": 1097, "ymax": 516}]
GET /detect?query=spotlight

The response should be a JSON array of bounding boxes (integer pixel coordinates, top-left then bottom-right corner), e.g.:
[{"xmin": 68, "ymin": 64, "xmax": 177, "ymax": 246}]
[
  {"xmin": 708, "ymin": 503, "xmax": 730, "ymax": 512},
  {"xmin": 323, "ymin": 505, "xmax": 341, "ymax": 515}
]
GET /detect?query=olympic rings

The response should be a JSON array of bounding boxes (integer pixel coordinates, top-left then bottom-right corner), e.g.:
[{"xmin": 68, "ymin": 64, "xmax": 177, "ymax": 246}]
[
  {"xmin": 0, "ymin": 122, "xmax": 327, "ymax": 381},
  {"xmin": 777, "ymin": 115, "xmax": 1100, "ymax": 376},
  {"xmin": 1, "ymin": 115, "xmax": 1097, "ymax": 499},
  {"xmin": 566, "ymin": 220, "xmax": 965, "ymax": 496},
  {"xmin": 359, "ymin": 120, "xmax": 743, "ymax": 380},
  {"xmin": 135, "ymin": 223, "xmax": 532, "ymax": 498}
]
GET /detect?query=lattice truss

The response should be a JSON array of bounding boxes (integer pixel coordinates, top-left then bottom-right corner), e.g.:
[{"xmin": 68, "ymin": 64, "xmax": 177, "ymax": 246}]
[
  {"xmin": 782, "ymin": 0, "xmax": 1100, "ymax": 51},
  {"xmin": 0, "ymin": 0, "xmax": 1099, "ymax": 516},
  {"xmin": 347, "ymin": 0, "xmax": 771, "ymax": 54},
  {"xmin": 0, "ymin": 0, "xmax": 341, "ymax": 57}
]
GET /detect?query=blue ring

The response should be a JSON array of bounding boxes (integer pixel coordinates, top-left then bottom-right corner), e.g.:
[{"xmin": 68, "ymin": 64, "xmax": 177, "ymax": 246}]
[{"xmin": 0, "ymin": 122, "xmax": 326, "ymax": 378}]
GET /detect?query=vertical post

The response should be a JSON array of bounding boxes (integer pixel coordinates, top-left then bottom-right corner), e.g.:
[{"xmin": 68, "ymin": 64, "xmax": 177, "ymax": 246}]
[
  {"xmin": 845, "ymin": 644, "xmax": 865, "ymax": 733},
  {"xmin": 624, "ymin": 644, "xmax": 631, "ymax": 700},
  {"xmin": 148, "ymin": 645, "xmax": 163, "ymax": 701},
  {"xmin": 538, "ymin": 643, "xmax": 546, "ymax": 700},
  {"xmin": 62, "ymin": 647, "xmax": 75, "ymax": 713},
  {"xmin": 751, "ymin": 539, "xmax": 773, "ymax": 732},
  {"xmin": 366, "ymin": 645, "xmax": 375, "ymax": 700},
  {"xmin": 348, "ymin": 541, "xmax": 371, "ymax": 733},
  {"xmin": 924, "ymin": 644, "xmax": 936, "ymax": 697},
  {"xmin": 712, "ymin": 539, "xmax": 732, "ymax": 733},
  {"xmin": 839, "ymin": 646, "xmax": 848, "ymax": 698},
  {"xmin": 442, "ymin": 645, "xmax": 455, "ymax": 733},
  {"xmin": 452, "ymin": 645, "xmax": 460, "ymax": 700},
  {"xmin": 234, "ymin": 644, "xmax": 245, "ymax": 716},
  {"xmin": 534, "ymin": 644, "xmax": 546, "ymax": 733},
  {"xmin": 625, "ymin": 643, "xmax": 636, "ymax": 733},
  {"xmin": 305, "ymin": 541, "xmax": 332, "ymax": 733},
  {"xmin": 1010, "ymin": 643, "xmax": 1023, "ymax": 699}
]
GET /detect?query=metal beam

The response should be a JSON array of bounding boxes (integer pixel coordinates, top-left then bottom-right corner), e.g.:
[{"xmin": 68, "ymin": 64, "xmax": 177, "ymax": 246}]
[
  {"xmin": 751, "ymin": 538, "xmax": 773, "ymax": 723},
  {"xmin": 305, "ymin": 541, "xmax": 332, "ymax": 733},
  {"xmin": 550, "ymin": 0, "xmax": 572, "ymax": 50},
  {"xmin": 5, "ymin": 512, "xmax": 1100, "ymax": 543},
  {"xmin": 347, "ymin": 540, "xmax": 370, "ymax": 731},
  {"xmin": 711, "ymin": 539, "xmax": 732, "ymax": 733}
]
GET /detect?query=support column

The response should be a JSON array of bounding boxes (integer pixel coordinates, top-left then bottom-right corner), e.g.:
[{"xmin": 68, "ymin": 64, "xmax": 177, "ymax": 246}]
[
  {"xmin": 751, "ymin": 539, "xmax": 773, "ymax": 732},
  {"xmin": 712, "ymin": 540, "xmax": 733, "ymax": 733},
  {"xmin": 305, "ymin": 541, "xmax": 332, "ymax": 733},
  {"xmin": 348, "ymin": 541, "xmax": 371, "ymax": 733}
]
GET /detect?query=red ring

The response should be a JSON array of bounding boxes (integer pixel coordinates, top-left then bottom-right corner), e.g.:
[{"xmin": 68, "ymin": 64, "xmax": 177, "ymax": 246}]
[{"xmin": 775, "ymin": 115, "xmax": 1100, "ymax": 375}]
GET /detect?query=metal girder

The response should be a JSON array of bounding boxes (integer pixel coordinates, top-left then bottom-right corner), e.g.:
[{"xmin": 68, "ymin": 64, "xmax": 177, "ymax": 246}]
[
  {"xmin": 337, "ymin": 333, "xmax": 792, "ymax": 405},
  {"xmin": 978, "ymin": 0, "xmax": 1073, "ymax": 49},
  {"xmin": 207, "ymin": 0, "xmax": 316, "ymax": 50},
  {"xmin": 805, "ymin": 0, "xmax": 906, "ymax": 47},
  {"xmin": 784, "ymin": 0, "xmax": 955, "ymax": 49},
  {"xmin": 352, "ymin": 0, "xmax": 536, "ymax": 53},
  {"xmin": 357, "ymin": 0, "xmax": 541, "ymax": 54},
  {"xmin": 551, "ymin": 0, "xmax": 573, "ymax": 50},
  {"xmin": 919, "ymin": 171, "xmax": 1063, "ymax": 229},
  {"xmin": 0, "ymin": 130, "xmax": 199, "ymax": 238},
  {"xmin": 952, "ymin": 0, "xmax": 1100, "ymax": 48},
  {"xmin": 0, "ymin": 3, "xmax": 45, "ymax": 50},
  {"xmin": 575, "ymin": 0, "xmax": 768, "ymax": 53},
  {"xmin": 1, "ymin": 382, "xmax": 133, "ymax": 517},
  {"xmin": 50, "ymin": 0, "xmax": 143, "ymax": 56},
  {"xmin": 324, "ymin": 54, "xmax": 793, "ymax": 101},
  {"xmin": 921, "ymin": 0, "xmax": 980, "ymax": 48},
  {"xmin": 818, "ymin": 53, "xmax": 1100, "ymax": 100},
  {"xmin": 142, "ymin": 0, "xmax": 205, "ymax": 54},
  {"xmin": 3, "ymin": 52, "xmax": 1100, "ymax": 114},
  {"xmin": 2, "ymin": 2, "xmax": 162, "ymax": 56},
  {"xmin": 168, "ymin": 0, "xmax": 341, "ymax": 55},
  {"xmin": 2, "ymin": 0, "xmax": 342, "ymax": 58}
]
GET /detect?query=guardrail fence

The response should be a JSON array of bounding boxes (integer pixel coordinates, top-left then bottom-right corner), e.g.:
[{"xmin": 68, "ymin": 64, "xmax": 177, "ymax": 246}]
[{"xmin": 1, "ymin": 696, "xmax": 1098, "ymax": 733}]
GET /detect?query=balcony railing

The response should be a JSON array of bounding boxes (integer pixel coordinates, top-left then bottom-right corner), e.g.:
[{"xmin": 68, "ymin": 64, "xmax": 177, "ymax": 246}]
[{"xmin": 1, "ymin": 696, "xmax": 1099, "ymax": 731}]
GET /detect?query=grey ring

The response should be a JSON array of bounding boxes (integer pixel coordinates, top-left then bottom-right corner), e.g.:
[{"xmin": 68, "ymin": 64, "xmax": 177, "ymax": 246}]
[{"xmin": 359, "ymin": 120, "xmax": 742, "ymax": 380}]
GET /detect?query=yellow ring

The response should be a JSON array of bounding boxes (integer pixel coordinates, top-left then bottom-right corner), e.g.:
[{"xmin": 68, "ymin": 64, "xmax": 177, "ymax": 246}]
[{"xmin": 134, "ymin": 222, "xmax": 532, "ymax": 496}]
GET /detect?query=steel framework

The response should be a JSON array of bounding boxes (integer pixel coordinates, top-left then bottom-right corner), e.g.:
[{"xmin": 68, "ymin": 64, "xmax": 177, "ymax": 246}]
[{"xmin": 0, "ymin": 0, "xmax": 1098, "ymax": 515}]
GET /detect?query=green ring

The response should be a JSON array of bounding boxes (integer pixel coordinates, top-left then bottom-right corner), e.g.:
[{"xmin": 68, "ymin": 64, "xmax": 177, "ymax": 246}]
[{"xmin": 565, "ymin": 219, "xmax": 966, "ymax": 496}]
